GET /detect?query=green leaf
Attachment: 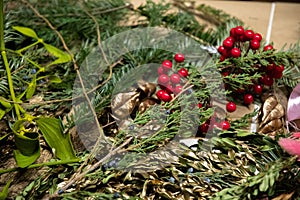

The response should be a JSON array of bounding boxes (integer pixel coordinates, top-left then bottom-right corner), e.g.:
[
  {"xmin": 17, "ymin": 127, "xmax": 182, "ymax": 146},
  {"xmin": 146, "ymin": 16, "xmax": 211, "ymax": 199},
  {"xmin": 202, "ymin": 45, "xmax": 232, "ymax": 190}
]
[
  {"xmin": 12, "ymin": 26, "xmax": 39, "ymax": 39},
  {"xmin": 102, "ymin": 173, "xmax": 116, "ymax": 184},
  {"xmin": 0, "ymin": 179, "xmax": 12, "ymax": 200},
  {"xmin": 48, "ymin": 75, "xmax": 62, "ymax": 83},
  {"xmin": 0, "ymin": 109, "xmax": 5, "ymax": 121},
  {"xmin": 236, "ymin": 130, "xmax": 254, "ymax": 137},
  {"xmin": 43, "ymin": 44, "xmax": 70, "ymax": 58},
  {"xmin": 35, "ymin": 117, "xmax": 76, "ymax": 160},
  {"xmin": 0, "ymin": 98, "xmax": 12, "ymax": 109},
  {"xmin": 26, "ymin": 76, "xmax": 36, "ymax": 99},
  {"xmin": 13, "ymin": 147, "xmax": 40, "ymax": 168}
]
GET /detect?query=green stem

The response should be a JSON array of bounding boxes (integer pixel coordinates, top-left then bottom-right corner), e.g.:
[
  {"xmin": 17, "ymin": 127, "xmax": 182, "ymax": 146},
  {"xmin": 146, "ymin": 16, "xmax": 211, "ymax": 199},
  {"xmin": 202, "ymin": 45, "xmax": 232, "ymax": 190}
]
[
  {"xmin": 0, "ymin": 0, "xmax": 21, "ymax": 119},
  {"xmin": 0, "ymin": 158, "xmax": 81, "ymax": 175},
  {"xmin": 17, "ymin": 40, "xmax": 40, "ymax": 53}
]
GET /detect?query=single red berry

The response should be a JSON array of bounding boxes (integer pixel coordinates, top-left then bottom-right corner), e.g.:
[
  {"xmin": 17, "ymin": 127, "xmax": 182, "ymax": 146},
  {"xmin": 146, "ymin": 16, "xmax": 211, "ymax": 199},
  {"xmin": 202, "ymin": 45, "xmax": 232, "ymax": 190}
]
[
  {"xmin": 158, "ymin": 90, "xmax": 172, "ymax": 102},
  {"xmin": 157, "ymin": 67, "xmax": 165, "ymax": 75},
  {"xmin": 253, "ymin": 84, "xmax": 263, "ymax": 94},
  {"xmin": 198, "ymin": 103, "xmax": 203, "ymax": 108},
  {"xmin": 253, "ymin": 33, "xmax": 262, "ymax": 42},
  {"xmin": 266, "ymin": 63, "xmax": 275, "ymax": 72},
  {"xmin": 234, "ymin": 26, "xmax": 244, "ymax": 36},
  {"xmin": 161, "ymin": 60, "xmax": 172, "ymax": 71},
  {"xmin": 223, "ymin": 38, "xmax": 234, "ymax": 49},
  {"xmin": 250, "ymin": 40, "xmax": 260, "ymax": 50},
  {"xmin": 217, "ymin": 46, "xmax": 226, "ymax": 55},
  {"xmin": 174, "ymin": 53, "xmax": 185, "ymax": 63},
  {"xmin": 263, "ymin": 44, "xmax": 273, "ymax": 51},
  {"xmin": 226, "ymin": 36, "xmax": 236, "ymax": 43},
  {"xmin": 243, "ymin": 94, "xmax": 254, "ymax": 105},
  {"xmin": 174, "ymin": 85, "xmax": 183, "ymax": 95},
  {"xmin": 199, "ymin": 122, "xmax": 209, "ymax": 133},
  {"xmin": 275, "ymin": 65, "xmax": 284, "ymax": 73},
  {"xmin": 222, "ymin": 71, "xmax": 230, "ymax": 77},
  {"xmin": 230, "ymin": 27, "xmax": 236, "ymax": 37},
  {"xmin": 273, "ymin": 71, "xmax": 283, "ymax": 79},
  {"xmin": 170, "ymin": 73, "xmax": 181, "ymax": 84},
  {"xmin": 244, "ymin": 30, "xmax": 254, "ymax": 40},
  {"xmin": 261, "ymin": 75, "xmax": 274, "ymax": 86},
  {"xmin": 156, "ymin": 90, "xmax": 164, "ymax": 99},
  {"xmin": 178, "ymin": 68, "xmax": 188, "ymax": 77},
  {"xmin": 220, "ymin": 55, "xmax": 226, "ymax": 62},
  {"xmin": 230, "ymin": 48, "xmax": 241, "ymax": 58},
  {"xmin": 226, "ymin": 102, "xmax": 236, "ymax": 113},
  {"xmin": 221, "ymin": 120, "xmax": 231, "ymax": 130},
  {"xmin": 158, "ymin": 74, "xmax": 169, "ymax": 85}
]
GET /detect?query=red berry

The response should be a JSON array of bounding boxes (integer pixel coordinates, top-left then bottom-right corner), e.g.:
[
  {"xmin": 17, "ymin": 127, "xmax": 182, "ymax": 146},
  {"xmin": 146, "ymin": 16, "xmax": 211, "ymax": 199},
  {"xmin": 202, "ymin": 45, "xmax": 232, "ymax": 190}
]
[
  {"xmin": 266, "ymin": 63, "xmax": 275, "ymax": 72},
  {"xmin": 250, "ymin": 40, "xmax": 260, "ymax": 50},
  {"xmin": 218, "ymin": 46, "xmax": 226, "ymax": 54},
  {"xmin": 178, "ymin": 68, "xmax": 188, "ymax": 77},
  {"xmin": 158, "ymin": 74, "xmax": 169, "ymax": 85},
  {"xmin": 273, "ymin": 71, "xmax": 283, "ymax": 79},
  {"xmin": 226, "ymin": 36, "xmax": 235, "ymax": 43},
  {"xmin": 157, "ymin": 67, "xmax": 165, "ymax": 75},
  {"xmin": 230, "ymin": 27, "xmax": 236, "ymax": 37},
  {"xmin": 162, "ymin": 60, "xmax": 172, "ymax": 70},
  {"xmin": 174, "ymin": 85, "xmax": 183, "ymax": 95},
  {"xmin": 222, "ymin": 71, "xmax": 230, "ymax": 77},
  {"xmin": 239, "ymin": 35, "xmax": 247, "ymax": 42},
  {"xmin": 199, "ymin": 123, "xmax": 209, "ymax": 133},
  {"xmin": 158, "ymin": 90, "xmax": 172, "ymax": 102},
  {"xmin": 226, "ymin": 102, "xmax": 236, "ymax": 113},
  {"xmin": 243, "ymin": 94, "xmax": 254, "ymax": 105},
  {"xmin": 253, "ymin": 33, "xmax": 262, "ymax": 42},
  {"xmin": 170, "ymin": 73, "xmax": 181, "ymax": 84},
  {"xmin": 223, "ymin": 39, "xmax": 234, "ymax": 49},
  {"xmin": 198, "ymin": 103, "xmax": 203, "ymax": 108},
  {"xmin": 221, "ymin": 120, "xmax": 231, "ymax": 130},
  {"xmin": 236, "ymin": 88, "xmax": 245, "ymax": 94},
  {"xmin": 234, "ymin": 26, "xmax": 244, "ymax": 36},
  {"xmin": 174, "ymin": 53, "xmax": 185, "ymax": 63},
  {"xmin": 253, "ymin": 84, "xmax": 263, "ymax": 94},
  {"xmin": 156, "ymin": 90, "xmax": 164, "ymax": 99},
  {"xmin": 275, "ymin": 65, "xmax": 284, "ymax": 73},
  {"xmin": 244, "ymin": 30, "xmax": 254, "ymax": 40},
  {"xmin": 219, "ymin": 55, "xmax": 226, "ymax": 62},
  {"xmin": 160, "ymin": 84, "xmax": 174, "ymax": 94},
  {"xmin": 230, "ymin": 48, "xmax": 241, "ymax": 58},
  {"xmin": 261, "ymin": 75, "xmax": 273, "ymax": 86},
  {"xmin": 263, "ymin": 44, "xmax": 273, "ymax": 51}
]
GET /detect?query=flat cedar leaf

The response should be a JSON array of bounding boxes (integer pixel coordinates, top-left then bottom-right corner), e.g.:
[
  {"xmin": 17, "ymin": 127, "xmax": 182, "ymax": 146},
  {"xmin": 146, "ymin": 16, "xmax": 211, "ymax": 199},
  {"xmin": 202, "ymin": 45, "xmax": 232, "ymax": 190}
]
[
  {"xmin": 0, "ymin": 179, "xmax": 12, "ymax": 200},
  {"xmin": 43, "ymin": 43, "xmax": 70, "ymax": 59},
  {"xmin": 13, "ymin": 147, "xmax": 40, "ymax": 168},
  {"xmin": 48, "ymin": 75, "xmax": 62, "ymax": 83},
  {"xmin": 26, "ymin": 77, "xmax": 36, "ymax": 99},
  {"xmin": 12, "ymin": 26, "xmax": 39, "ymax": 39},
  {"xmin": 35, "ymin": 117, "xmax": 76, "ymax": 160}
]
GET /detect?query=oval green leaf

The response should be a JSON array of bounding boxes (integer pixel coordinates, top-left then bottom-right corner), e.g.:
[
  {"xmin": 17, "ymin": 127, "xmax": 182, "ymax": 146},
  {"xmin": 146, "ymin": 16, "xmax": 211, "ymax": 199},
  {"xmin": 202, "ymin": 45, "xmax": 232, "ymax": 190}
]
[{"xmin": 13, "ymin": 26, "xmax": 39, "ymax": 39}]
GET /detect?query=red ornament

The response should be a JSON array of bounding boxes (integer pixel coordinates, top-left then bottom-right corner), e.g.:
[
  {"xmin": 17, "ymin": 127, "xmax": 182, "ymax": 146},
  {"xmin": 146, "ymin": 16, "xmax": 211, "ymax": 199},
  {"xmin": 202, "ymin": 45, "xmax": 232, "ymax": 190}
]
[
  {"xmin": 170, "ymin": 73, "xmax": 181, "ymax": 84},
  {"xmin": 174, "ymin": 53, "xmax": 185, "ymax": 63},
  {"xmin": 178, "ymin": 68, "xmax": 188, "ymax": 77},
  {"xmin": 253, "ymin": 33, "xmax": 262, "ymax": 42},
  {"xmin": 243, "ymin": 94, "xmax": 254, "ymax": 105},
  {"xmin": 250, "ymin": 40, "xmax": 260, "ymax": 50},
  {"xmin": 217, "ymin": 46, "xmax": 226, "ymax": 54},
  {"xmin": 230, "ymin": 48, "xmax": 241, "ymax": 58},
  {"xmin": 253, "ymin": 84, "xmax": 263, "ymax": 94},
  {"xmin": 156, "ymin": 90, "xmax": 164, "ymax": 99},
  {"xmin": 226, "ymin": 102, "xmax": 236, "ymax": 113},
  {"xmin": 263, "ymin": 44, "xmax": 273, "ymax": 51},
  {"xmin": 161, "ymin": 60, "xmax": 172, "ymax": 71},
  {"xmin": 244, "ymin": 30, "xmax": 254, "ymax": 40},
  {"xmin": 261, "ymin": 75, "xmax": 274, "ymax": 86},
  {"xmin": 158, "ymin": 74, "xmax": 169, "ymax": 85}
]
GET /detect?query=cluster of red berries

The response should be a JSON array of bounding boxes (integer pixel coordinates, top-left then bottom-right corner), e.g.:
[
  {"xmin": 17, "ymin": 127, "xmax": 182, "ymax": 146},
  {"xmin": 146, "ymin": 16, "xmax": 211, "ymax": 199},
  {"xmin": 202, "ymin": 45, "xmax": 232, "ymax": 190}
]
[
  {"xmin": 217, "ymin": 26, "xmax": 275, "ymax": 61},
  {"xmin": 156, "ymin": 53, "xmax": 189, "ymax": 102}
]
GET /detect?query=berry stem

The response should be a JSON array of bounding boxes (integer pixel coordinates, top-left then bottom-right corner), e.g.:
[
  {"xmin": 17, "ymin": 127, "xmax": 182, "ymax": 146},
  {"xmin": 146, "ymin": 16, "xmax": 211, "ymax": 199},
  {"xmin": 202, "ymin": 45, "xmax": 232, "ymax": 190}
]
[{"xmin": 0, "ymin": 0, "xmax": 21, "ymax": 120}]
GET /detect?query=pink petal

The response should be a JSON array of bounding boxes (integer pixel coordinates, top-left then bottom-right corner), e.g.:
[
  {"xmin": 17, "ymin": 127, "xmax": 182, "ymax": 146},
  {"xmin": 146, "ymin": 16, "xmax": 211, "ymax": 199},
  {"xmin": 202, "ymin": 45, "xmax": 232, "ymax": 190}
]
[
  {"xmin": 291, "ymin": 132, "xmax": 300, "ymax": 139},
  {"xmin": 278, "ymin": 138, "xmax": 300, "ymax": 158},
  {"xmin": 287, "ymin": 83, "xmax": 300, "ymax": 122}
]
